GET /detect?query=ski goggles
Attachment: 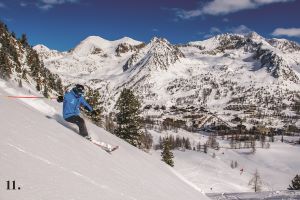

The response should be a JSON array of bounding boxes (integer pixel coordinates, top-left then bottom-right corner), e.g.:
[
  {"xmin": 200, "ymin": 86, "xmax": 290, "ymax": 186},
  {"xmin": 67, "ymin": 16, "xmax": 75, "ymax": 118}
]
[
  {"xmin": 74, "ymin": 88, "xmax": 85, "ymax": 95},
  {"xmin": 77, "ymin": 89, "xmax": 85, "ymax": 95}
]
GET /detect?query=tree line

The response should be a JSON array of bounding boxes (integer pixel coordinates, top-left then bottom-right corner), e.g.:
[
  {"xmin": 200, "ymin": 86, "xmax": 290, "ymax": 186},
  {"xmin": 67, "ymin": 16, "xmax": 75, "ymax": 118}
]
[{"xmin": 0, "ymin": 21, "xmax": 64, "ymax": 97}]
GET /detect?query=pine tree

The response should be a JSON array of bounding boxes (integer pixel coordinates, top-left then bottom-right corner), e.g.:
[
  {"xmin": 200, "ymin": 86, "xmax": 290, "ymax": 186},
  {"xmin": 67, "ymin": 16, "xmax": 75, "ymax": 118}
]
[
  {"xmin": 204, "ymin": 144, "xmax": 208, "ymax": 153},
  {"xmin": 18, "ymin": 79, "xmax": 23, "ymax": 88},
  {"xmin": 206, "ymin": 135, "xmax": 219, "ymax": 149},
  {"xmin": 22, "ymin": 69, "xmax": 27, "ymax": 80},
  {"xmin": 176, "ymin": 136, "xmax": 181, "ymax": 148},
  {"xmin": 56, "ymin": 78, "xmax": 64, "ymax": 95},
  {"xmin": 140, "ymin": 131, "xmax": 153, "ymax": 151},
  {"xmin": 169, "ymin": 135, "xmax": 175, "ymax": 149},
  {"xmin": 105, "ymin": 113, "xmax": 115, "ymax": 133},
  {"xmin": 288, "ymin": 175, "xmax": 300, "ymax": 190},
  {"xmin": 114, "ymin": 88, "xmax": 143, "ymax": 147},
  {"xmin": 0, "ymin": 51, "xmax": 12, "ymax": 80},
  {"xmin": 158, "ymin": 136, "xmax": 163, "ymax": 149},
  {"xmin": 43, "ymin": 86, "xmax": 49, "ymax": 98},
  {"xmin": 19, "ymin": 33, "xmax": 29, "ymax": 48},
  {"xmin": 85, "ymin": 88, "xmax": 102, "ymax": 125},
  {"xmin": 11, "ymin": 31, "xmax": 16, "ymax": 39},
  {"xmin": 230, "ymin": 161, "xmax": 234, "ymax": 169},
  {"xmin": 185, "ymin": 138, "xmax": 191, "ymax": 150},
  {"xmin": 196, "ymin": 142, "xmax": 201, "ymax": 151},
  {"xmin": 248, "ymin": 169, "xmax": 262, "ymax": 192},
  {"xmin": 36, "ymin": 78, "xmax": 41, "ymax": 91},
  {"xmin": 161, "ymin": 138, "xmax": 174, "ymax": 167},
  {"xmin": 234, "ymin": 161, "xmax": 238, "ymax": 168},
  {"xmin": 251, "ymin": 137, "xmax": 256, "ymax": 153}
]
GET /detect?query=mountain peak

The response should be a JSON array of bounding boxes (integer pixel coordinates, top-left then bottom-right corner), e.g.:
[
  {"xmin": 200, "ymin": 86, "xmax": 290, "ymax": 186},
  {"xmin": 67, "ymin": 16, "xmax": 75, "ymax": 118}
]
[
  {"xmin": 33, "ymin": 44, "xmax": 51, "ymax": 52},
  {"xmin": 246, "ymin": 31, "xmax": 263, "ymax": 40},
  {"xmin": 150, "ymin": 37, "xmax": 169, "ymax": 45},
  {"xmin": 114, "ymin": 36, "xmax": 142, "ymax": 46},
  {"xmin": 82, "ymin": 36, "xmax": 110, "ymax": 43},
  {"xmin": 122, "ymin": 36, "xmax": 184, "ymax": 72},
  {"xmin": 72, "ymin": 36, "xmax": 143, "ymax": 56},
  {"xmin": 79, "ymin": 36, "xmax": 111, "ymax": 48},
  {"xmin": 72, "ymin": 36, "xmax": 111, "ymax": 56}
]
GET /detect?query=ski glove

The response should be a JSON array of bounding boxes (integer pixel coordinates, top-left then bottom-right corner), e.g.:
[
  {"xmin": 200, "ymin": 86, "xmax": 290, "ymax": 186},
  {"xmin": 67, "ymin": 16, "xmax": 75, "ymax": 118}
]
[
  {"xmin": 91, "ymin": 109, "xmax": 100, "ymax": 116},
  {"xmin": 57, "ymin": 96, "xmax": 64, "ymax": 103}
]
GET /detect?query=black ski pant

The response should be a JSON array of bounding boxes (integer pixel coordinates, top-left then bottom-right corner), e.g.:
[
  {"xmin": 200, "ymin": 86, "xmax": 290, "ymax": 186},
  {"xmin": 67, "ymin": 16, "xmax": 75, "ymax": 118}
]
[{"xmin": 65, "ymin": 115, "xmax": 89, "ymax": 137}]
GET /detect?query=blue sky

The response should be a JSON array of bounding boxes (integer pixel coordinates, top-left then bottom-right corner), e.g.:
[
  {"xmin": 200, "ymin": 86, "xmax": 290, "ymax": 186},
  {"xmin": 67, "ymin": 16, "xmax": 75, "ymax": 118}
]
[{"xmin": 0, "ymin": 0, "xmax": 299, "ymax": 51}]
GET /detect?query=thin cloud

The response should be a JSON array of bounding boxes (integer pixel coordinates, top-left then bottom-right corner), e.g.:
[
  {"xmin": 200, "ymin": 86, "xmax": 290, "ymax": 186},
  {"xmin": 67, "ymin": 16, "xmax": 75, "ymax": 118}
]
[
  {"xmin": 197, "ymin": 31, "xmax": 206, "ymax": 35},
  {"xmin": 2, "ymin": 17, "xmax": 13, "ymax": 22},
  {"xmin": 40, "ymin": 0, "xmax": 78, "ymax": 4},
  {"xmin": 201, "ymin": 25, "xmax": 252, "ymax": 39},
  {"xmin": 203, "ymin": 27, "xmax": 222, "ymax": 38},
  {"xmin": 223, "ymin": 18, "xmax": 229, "ymax": 22},
  {"xmin": 210, "ymin": 27, "xmax": 221, "ymax": 33},
  {"xmin": 272, "ymin": 28, "xmax": 300, "ymax": 37},
  {"xmin": 176, "ymin": 0, "xmax": 293, "ymax": 19},
  {"xmin": 230, "ymin": 25, "xmax": 252, "ymax": 35},
  {"xmin": 202, "ymin": 0, "xmax": 256, "ymax": 16},
  {"xmin": 20, "ymin": 2, "xmax": 27, "ymax": 7},
  {"xmin": 175, "ymin": 9, "xmax": 202, "ymax": 19},
  {"xmin": 0, "ymin": 2, "xmax": 6, "ymax": 8},
  {"xmin": 36, "ymin": 0, "xmax": 79, "ymax": 10},
  {"xmin": 37, "ymin": 4, "xmax": 53, "ymax": 10}
]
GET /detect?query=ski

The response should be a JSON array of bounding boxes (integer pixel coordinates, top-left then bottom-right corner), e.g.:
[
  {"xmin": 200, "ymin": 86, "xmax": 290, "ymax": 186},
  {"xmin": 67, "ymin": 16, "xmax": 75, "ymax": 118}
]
[{"xmin": 90, "ymin": 139, "xmax": 119, "ymax": 153}]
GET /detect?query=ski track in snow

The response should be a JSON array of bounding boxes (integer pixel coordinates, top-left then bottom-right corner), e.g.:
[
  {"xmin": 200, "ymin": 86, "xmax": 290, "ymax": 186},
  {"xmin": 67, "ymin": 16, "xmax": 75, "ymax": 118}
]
[
  {"xmin": 6, "ymin": 142, "xmax": 139, "ymax": 200},
  {"xmin": 170, "ymin": 168, "xmax": 206, "ymax": 195},
  {"xmin": 7, "ymin": 143, "xmax": 109, "ymax": 190}
]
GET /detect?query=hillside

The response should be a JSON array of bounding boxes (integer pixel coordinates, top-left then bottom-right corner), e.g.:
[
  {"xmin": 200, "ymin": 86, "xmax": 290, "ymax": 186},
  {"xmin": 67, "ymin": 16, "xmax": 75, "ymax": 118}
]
[
  {"xmin": 0, "ymin": 21, "xmax": 64, "ymax": 98},
  {"xmin": 35, "ymin": 32, "xmax": 300, "ymax": 128},
  {"xmin": 0, "ymin": 80, "xmax": 209, "ymax": 200}
]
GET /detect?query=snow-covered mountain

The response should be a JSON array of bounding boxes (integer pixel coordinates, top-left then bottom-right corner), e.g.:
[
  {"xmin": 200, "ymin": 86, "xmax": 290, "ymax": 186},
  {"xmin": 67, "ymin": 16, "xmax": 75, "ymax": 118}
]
[
  {"xmin": 34, "ymin": 32, "xmax": 300, "ymax": 128},
  {"xmin": 71, "ymin": 36, "xmax": 143, "ymax": 57}
]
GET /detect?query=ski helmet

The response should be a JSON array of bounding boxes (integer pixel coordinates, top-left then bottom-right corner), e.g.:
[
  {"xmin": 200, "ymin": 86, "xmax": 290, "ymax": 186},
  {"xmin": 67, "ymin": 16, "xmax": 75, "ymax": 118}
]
[{"xmin": 73, "ymin": 84, "xmax": 85, "ymax": 96}]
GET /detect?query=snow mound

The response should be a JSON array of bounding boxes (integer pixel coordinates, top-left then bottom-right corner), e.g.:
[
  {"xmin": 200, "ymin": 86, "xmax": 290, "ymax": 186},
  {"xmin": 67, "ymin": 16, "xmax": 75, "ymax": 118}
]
[{"xmin": 33, "ymin": 44, "xmax": 51, "ymax": 52}]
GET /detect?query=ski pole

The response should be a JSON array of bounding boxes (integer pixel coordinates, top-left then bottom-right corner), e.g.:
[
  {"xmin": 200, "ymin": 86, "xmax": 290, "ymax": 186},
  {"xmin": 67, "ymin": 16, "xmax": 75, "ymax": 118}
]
[{"xmin": 3, "ymin": 95, "xmax": 58, "ymax": 100}]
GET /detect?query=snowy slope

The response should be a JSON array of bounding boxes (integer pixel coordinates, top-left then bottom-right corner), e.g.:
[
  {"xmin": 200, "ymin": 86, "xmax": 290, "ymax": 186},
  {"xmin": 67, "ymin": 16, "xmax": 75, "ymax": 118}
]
[{"xmin": 0, "ymin": 81, "xmax": 209, "ymax": 200}]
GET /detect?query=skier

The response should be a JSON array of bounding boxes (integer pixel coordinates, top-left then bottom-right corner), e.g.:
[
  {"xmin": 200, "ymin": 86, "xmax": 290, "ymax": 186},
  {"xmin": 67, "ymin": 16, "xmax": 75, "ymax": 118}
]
[
  {"xmin": 57, "ymin": 84, "xmax": 99, "ymax": 140},
  {"xmin": 240, "ymin": 168, "xmax": 244, "ymax": 175}
]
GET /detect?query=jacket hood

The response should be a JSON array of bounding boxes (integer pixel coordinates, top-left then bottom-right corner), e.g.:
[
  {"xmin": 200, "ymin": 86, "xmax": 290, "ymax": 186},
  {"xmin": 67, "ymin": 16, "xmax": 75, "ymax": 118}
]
[{"xmin": 71, "ymin": 89, "xmax": 82, "ymax": 98}]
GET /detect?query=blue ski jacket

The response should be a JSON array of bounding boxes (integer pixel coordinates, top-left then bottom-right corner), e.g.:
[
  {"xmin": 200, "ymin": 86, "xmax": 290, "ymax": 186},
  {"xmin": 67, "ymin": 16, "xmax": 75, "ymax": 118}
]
[{"xmin": 63, "ymin": 90, "xmax": 93, "ymax": 119}]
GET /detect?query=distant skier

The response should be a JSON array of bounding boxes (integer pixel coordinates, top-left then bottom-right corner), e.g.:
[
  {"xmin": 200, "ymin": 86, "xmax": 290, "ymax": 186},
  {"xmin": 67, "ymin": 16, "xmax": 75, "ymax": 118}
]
[
  {"xmin": 240, "ymin": 168, "xmax": 244, "ymax": 175},
  {"xmin": 57, "ymin": 84, "xmax": 99, "ymax": 140}
]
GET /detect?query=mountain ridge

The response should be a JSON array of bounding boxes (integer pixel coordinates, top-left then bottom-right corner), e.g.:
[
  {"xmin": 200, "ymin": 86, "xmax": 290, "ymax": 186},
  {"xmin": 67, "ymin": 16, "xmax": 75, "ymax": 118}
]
[{"xmin": 34, "ymin": 32, "xmax": 300, "ymax": 128}]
